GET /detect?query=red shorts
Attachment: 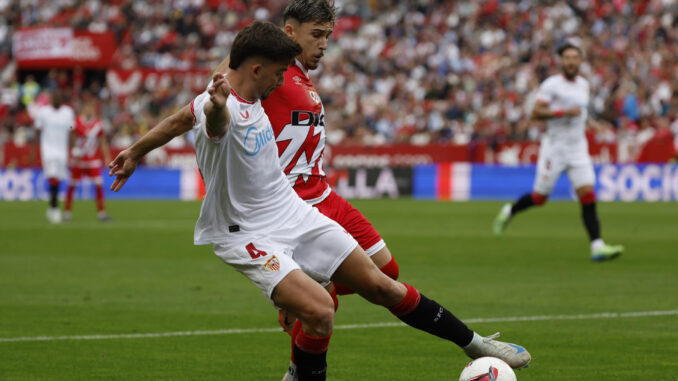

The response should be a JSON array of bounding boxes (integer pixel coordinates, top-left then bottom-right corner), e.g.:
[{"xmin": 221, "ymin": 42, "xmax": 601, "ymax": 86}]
[
  {"xmin": 313, "ymin": 191, "xmax": 385, "ymax": 255},
  {"xmin": 70, "ymin": 166, "xmax": 102, "ymax": 180}
]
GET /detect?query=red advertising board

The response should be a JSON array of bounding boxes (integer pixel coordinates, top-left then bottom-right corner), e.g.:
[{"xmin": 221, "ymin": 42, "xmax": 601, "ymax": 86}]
[
  {"xmin": 326, "ymin": 144, "xmax": 484, "ymax": 168},
  {"xmin": 13, "ymin": 28, "xmax": 117, "ymax": 69}
]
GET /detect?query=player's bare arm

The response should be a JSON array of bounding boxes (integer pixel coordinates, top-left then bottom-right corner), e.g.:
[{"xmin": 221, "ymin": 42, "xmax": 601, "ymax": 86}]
[
  {"xmin": 99, "ymin": 136, "xmax": 112, "ymax": 165},
  {"xmin": 203, "ymin": 73, "xmax": 231, "ymax": 139},
  {"xmin": 108, "ymin": 104, "xmax": 194, "ymax": 192},
  {"xmin": 531, "ymin": 101, "xmax": 581, "ymax": 120}
]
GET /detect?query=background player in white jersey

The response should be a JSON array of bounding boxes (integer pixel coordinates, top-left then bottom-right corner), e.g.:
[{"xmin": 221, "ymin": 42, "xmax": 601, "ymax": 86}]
[
  {"xmin": 64, "ymin": 100, "xmax": 112, "ymax": 222},
  {"xmin": 493, "ymin": 43, "xmax": 624, "ymax": 261},
  {"xmin": 109, "ymin": 21, "xmax": 530, "ymax": 381},
  {"xmin": 33, "ymin": 89, "xmax": 75, "ymax": 224}
]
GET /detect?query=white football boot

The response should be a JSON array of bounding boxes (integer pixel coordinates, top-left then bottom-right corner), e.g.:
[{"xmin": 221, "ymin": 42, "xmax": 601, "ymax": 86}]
[{"xmin": 463, "ymin": 332, "xmax": 531, "ymax": 369}]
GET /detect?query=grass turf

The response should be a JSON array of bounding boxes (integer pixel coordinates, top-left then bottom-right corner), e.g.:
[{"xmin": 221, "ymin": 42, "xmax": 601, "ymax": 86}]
[{"xmin": 1, "ymin": 200, "xmax": 676, "ymax": 380}]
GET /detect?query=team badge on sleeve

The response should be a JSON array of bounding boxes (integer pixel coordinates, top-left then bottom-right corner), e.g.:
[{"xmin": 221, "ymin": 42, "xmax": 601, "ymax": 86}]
[{"xmin": 263, "ymin": 256, "xmax": 280, "ymax": 271}]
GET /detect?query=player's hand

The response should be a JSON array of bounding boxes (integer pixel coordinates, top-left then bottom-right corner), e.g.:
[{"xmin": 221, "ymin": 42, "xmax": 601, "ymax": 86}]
[
  {"xmin": 108, "ymin": 149, "xmax": 138, "ymax": 192},
  {"xmin": 208, "ymin": 73, "xmax": 231, "ymax": 109},
  {"xmin": 565, "ymin": 107, "xmax": 581, "ymax": 117}
]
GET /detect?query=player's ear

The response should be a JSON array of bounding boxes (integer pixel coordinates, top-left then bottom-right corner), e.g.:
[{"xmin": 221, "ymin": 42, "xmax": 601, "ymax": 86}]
[
  {"xmin": 284, "ymin": 22, "xmax": 295, "ymax": 39},
  {"xmin": 250, "ymin": 63, "xmax": 262, "ymax": 79}
]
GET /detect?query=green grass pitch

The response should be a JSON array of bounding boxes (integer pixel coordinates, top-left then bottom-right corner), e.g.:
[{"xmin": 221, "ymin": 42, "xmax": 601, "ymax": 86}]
[{"xmin": 1, "ymin": 200, "xmax": 677, "ymax": 380}]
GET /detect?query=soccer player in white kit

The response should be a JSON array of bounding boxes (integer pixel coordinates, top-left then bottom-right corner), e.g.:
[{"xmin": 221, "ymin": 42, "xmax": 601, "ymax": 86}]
[
  {"xmin": 493, "ymin": 43, "xmax": 624, "ymax": 261},
  {"xmin": 110, "ymin": 21, "xmax": 530, "ymax": 380},
  {"xmin": 33, "ymin": 90, "xmax": 75, "ymax": 224}
]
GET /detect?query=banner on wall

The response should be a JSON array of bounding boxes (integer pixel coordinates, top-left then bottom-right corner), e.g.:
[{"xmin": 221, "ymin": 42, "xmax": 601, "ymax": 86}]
[
  {"xmin": 327, "ymin": 167, "xmax": 412, "ymax": 199},
  {"xmin": 13, "ymin": 28, "xmax": 117, "ymax": 69},
  {"xmin": 413, "ymin": 163, "xmax": 678, "ymax": 202},
  {"xmin": 0, "ymin": 167, "xmax": 203, "ymax": 201}
]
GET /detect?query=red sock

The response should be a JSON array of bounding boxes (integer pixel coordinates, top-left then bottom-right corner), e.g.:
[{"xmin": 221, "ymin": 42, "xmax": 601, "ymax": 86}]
[
  {"xmin": 295, "ymin": 329, "xmax": 331, "ymax": 354},
  {"xmin": 65, "ymin": 185, "xmax": 75, "ymax": 212},
  {"xmin": 290, "ymin": 320, "xmax": 303, "ymax": 363},
  {"xmin": 388, "ymin": 283, "xmax": 421, "ymax": 316},
  {"xmin": 95, "ymin": 184, "xmax": 105, "ymax": 212},
  {"xmin": 380, "ymin": 257, "xmax": 399, "ymax": 281}
]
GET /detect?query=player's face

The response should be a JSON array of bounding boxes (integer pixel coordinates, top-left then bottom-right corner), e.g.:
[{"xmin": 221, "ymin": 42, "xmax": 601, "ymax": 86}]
[
  {"xmin": 258, "ymin": 60, "xmax": 289, "ymax": 100},
  {"xmin": 285, "ymin": 20, "xmax": 333, "ymax": 70},
  {"xmin": 561, "ymin": 48, "xmax": 582, "ymax": 79}
]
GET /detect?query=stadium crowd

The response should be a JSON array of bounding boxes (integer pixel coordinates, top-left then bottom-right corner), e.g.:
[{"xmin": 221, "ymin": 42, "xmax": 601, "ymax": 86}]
[{"xmin": 1, "ymin": 0, "xmax": 677, "ymax": 162}]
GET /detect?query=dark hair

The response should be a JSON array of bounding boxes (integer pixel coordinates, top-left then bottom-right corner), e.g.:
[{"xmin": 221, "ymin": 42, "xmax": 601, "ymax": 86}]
[
  {"xmin": 557, "ymin": 42, "xmax": 582, "ymax": 57},
  {"xmin": 229, "ymin": 21, "xmax": 302, "ymax": 70},
  {"xmin": 283, "ymin": 0, "xmax": 337, "ymax": 25}
]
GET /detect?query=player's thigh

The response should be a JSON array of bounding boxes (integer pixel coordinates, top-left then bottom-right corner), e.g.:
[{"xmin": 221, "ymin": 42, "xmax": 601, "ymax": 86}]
[
  {"xmin": 331, "ymin": 246, "xmax": 405, "ymax": 305},
  {"xmin": 291, "ymin": 208, "xmax": 359, "ymax": 284},
  {"xmin": 70, "ymin": 166, "xmax": 83, "ymax": 182},
  {"xmin": 315, "ymin": 191, "xmax": 386, "ymax": 257},
  {"xmin": 567, "ymin": 160, "xmax": 595, "ymax": 191},
  {"xmin": 43, "ymin": 157, "xmax": 68, "ymax": 180},
  {"xmin": 271, "ymin": 268, "xmax": 334, "ymax": 323},
  {"xmin": 83, "ymin": 167, "xmax": 103, "ymax": 183},
  {"xmin": 213, "ymin": 239, "xmax": 299, "ymax": 304},
  {"xmin": 533, "ymin": 151, "xmax": 565, "ymax": 195}
]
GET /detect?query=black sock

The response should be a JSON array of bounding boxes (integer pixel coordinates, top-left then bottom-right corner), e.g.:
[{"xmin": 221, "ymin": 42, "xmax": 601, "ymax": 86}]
[
  {"xmin": 581, "ymin": 202, "xmax": 601, "ymax": 241},
  {"xmin": 511, "ymin": 193, "xmax": 534, "ymax": 215},
  {"xmin": 49, "ymin": 184, "xmax": 59, "ymax": 208},
  {"xmin": 293, "ymin": 345, "xmax": 327, "ymax": 381},
  {"xmin": 396, "ymin": 293, "xmax": 474, "ymax": 347}
]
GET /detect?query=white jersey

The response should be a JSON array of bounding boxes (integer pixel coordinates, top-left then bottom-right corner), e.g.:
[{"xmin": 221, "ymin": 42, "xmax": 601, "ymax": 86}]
[
  {"xmin": 190, "ymin": 89, "xmax": 313, "ymax": 245},
  {"xmin": 34, "ymin": 104, "xmax": 75, "ymax": 159},
  {"xmin": 535, "ymin": 74, "xmax": 589, "ymax": 145}
]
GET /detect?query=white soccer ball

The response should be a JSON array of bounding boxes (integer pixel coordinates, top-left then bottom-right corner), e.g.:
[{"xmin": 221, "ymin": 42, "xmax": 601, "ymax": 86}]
[{"xmin": 459, "ymin": 357, "xmax": 517, "ymax": 381}]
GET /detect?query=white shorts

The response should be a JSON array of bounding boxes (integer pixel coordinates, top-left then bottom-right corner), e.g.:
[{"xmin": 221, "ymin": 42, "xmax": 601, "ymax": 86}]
[
  {"xmin": 213, "ymin": 207, "xmax": 358, "ymax": 303},
  {"xmin": 42, "ymin": 156, "xmax": 68, "ymax": 180},
  {"xmin": 533, "ymin": 140, "xmax": 595, "ymax": 195}
]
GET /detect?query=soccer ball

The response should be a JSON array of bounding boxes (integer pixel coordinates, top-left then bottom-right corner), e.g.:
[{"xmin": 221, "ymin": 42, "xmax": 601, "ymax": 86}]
[{"xmin": 459, "ymin": 357, "xmax": 517, "ymax": 381}]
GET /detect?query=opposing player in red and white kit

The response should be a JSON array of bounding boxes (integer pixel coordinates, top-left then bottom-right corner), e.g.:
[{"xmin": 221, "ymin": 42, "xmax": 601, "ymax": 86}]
[
  {"xmin": 110, "ymin": 20, "xmax": 530, "ymax": 381},
  {"xmin": 64, "ymin": 101, "xmax": 112, "ymax": 221},
  {"xmin": 493, "ymin": 43, "xmax": 624, "ymax": 261},
  {"xmin": 33, "ymin": 90, "xmax": 75, "ymax": 224}
]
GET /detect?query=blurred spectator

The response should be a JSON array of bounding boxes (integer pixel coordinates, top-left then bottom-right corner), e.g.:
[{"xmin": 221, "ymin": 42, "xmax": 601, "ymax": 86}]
[{"xmin": 0, "ymin": 0, "xmax": 676, "ymax": 161}]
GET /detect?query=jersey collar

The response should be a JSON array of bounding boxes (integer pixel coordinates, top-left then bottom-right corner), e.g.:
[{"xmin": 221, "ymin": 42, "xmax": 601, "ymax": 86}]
[
  {"xmin": 230, "ymin": 88, "xmax": 255, "ymax": 105},
  {"xmin": 295, "ymin": 59, "xmax": 310, "ymax": 79}
]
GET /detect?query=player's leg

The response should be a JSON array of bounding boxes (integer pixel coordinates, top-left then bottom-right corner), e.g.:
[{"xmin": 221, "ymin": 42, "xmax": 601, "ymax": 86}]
[
  {"xmin": 64, "ymin": 167, "xmax": 81, "ymax": 221},
  {"xmin": 273, "ymin": 271, "xmax": 334, "ymax": 381},
  {"xmin": 43, "ymin": 158, "xmax": 65, "ymax": 223},
  {"xmin": 570, "ymin": 164, "xmax": 623, "ymax": 261},
  {"xmin": 89, "ymin": 168, "xmax": 110, "ymax": 221},
  {"xmin": 214, "ymin": 240, "xmax": 334, "ymax": 381},
  {"xmin": 331, "ymin": 248, "xmax": 531, "ymax": 369},
  {"xmin": 493, "ymin": 149, "xmax": 560, "ymax": 235},
  {"xmin": 314, "ymin": 191, "xmax": 399, "ymax": 295}
]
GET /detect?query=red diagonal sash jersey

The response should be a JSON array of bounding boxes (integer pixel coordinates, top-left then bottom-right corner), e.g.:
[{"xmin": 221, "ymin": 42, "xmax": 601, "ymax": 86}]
[
  {"xmin": 73, "ymin": 116, "xmax": 104, "ymax": 168},
  {"xmin": 262, "ymin": 60, "xmax": 329, "ymax": 204}
]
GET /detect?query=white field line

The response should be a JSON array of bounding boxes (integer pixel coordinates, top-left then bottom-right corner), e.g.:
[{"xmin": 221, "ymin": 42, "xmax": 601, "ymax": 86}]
[{"xmin": 1, "ymin": 309, "xmax": 676, "ymax": 343}]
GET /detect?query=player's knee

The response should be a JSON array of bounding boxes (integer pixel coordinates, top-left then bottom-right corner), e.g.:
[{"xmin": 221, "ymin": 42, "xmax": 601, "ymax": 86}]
[
  {"xmin": 298, "ymin": 298, "xmax": 335, "ymax": 337},
  {"xmin": 531, "ymin": 192, "xmax": 548, "ymax": 206}
]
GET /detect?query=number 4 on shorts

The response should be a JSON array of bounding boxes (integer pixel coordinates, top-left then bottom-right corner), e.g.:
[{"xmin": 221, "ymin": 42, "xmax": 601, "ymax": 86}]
[{"xmin": 246, "ymin": 243, "xmax": 268, "ymax": 259}]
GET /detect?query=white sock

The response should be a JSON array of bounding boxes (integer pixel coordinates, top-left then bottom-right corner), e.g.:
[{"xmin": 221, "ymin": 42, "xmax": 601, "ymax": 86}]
[
  {"xmin": 463, "ymin": 332, "xmax": 484, "ymax": 350},
  {"xmin": 591, "ymin": 238, "xmax": 605, "ymax": 252}
]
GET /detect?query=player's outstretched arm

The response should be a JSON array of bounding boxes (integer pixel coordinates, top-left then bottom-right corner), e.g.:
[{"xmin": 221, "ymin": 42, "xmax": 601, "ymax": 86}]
[
  {"xmin": 108, "ymin": 104, "xmax": 194, "ymax": 191},
  {"xmin": 203, "ymin": 73, "xmax": 232, "ymax": 139},
  {"xmin": 531, "ymin": 101, "xmax": 580, "ymax": 120}
]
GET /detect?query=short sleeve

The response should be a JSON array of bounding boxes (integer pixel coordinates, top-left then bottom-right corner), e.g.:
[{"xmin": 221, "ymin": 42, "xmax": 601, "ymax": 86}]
[
  {"xmin": 535, "ymin": 78, "xmax": 554, "ymax": 104},
  {"xmin": 190, "ymin": 90, "xmax": 226, "ymax": 143}
]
